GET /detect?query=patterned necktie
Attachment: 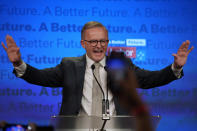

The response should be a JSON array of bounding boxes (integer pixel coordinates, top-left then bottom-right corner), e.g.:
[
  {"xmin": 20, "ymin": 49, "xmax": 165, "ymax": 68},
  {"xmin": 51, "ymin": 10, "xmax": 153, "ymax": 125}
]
[{"xmin": 91, "ymin": 63, "xmax": 103, "ymax": 116}]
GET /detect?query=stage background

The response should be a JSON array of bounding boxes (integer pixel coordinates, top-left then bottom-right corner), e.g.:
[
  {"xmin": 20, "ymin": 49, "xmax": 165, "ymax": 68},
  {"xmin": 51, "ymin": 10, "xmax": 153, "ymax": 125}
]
[{"xmin": 0, "ymin": 0, "xmax": 197, "ymax": 130}]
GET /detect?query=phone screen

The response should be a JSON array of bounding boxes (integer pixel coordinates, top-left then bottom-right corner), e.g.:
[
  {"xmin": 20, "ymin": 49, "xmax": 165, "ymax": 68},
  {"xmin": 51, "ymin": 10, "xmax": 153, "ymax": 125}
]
[
  {"xmin": 4, "ymin": 125, "xmax": 27, "ymax": 131},
  {"xmin": 107, "ymin": 58, "xmax": 126, "ymax": 81}
]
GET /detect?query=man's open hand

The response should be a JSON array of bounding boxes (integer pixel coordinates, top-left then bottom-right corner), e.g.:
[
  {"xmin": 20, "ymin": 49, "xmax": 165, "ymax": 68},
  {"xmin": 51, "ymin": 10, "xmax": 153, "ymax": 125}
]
[
  {"xmin": 1, "ymin": 35, "xmax": 22, "ymax": 67},
  {"xmin": 173, "ymin": 40, "xmax": 194, "ymax": 69}
]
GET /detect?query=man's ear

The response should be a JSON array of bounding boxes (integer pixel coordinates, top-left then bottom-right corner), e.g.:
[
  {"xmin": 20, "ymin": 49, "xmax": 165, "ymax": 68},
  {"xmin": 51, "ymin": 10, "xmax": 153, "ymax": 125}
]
[{"xmin": 81, "ymin": 40, "xmax": 85, "ymax": 48}]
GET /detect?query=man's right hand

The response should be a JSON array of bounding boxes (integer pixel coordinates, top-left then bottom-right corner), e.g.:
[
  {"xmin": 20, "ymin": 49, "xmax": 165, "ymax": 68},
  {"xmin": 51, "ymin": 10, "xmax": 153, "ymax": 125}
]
[{"xmin": 1, "ymin": 35, "xmax": 22, "ymax": 67}]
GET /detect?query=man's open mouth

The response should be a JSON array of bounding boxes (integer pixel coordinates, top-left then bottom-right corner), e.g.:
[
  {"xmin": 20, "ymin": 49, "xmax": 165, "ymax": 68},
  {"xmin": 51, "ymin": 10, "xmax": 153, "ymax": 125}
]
[{"xmin": 93, "ymin": 50, "xmax": 103, "ymax": 53}]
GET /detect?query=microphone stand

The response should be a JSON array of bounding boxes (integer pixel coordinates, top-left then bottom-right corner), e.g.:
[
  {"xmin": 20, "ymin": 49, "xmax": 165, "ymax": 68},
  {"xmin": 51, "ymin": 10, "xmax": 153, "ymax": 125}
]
[
  {"xmin": 91, "ymin": 65, "xmax": 110, "ymax": 131},
  {"xmin": 100, "ymin": 99, "xmax": 110, "ymax": 131}
]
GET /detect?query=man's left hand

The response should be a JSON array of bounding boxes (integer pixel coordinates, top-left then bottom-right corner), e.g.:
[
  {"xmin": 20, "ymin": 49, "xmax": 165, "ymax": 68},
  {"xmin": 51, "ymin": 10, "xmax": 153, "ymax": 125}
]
[{"xmin": 172, "ymin": 40, "xmax": 194, "ymax": 69}]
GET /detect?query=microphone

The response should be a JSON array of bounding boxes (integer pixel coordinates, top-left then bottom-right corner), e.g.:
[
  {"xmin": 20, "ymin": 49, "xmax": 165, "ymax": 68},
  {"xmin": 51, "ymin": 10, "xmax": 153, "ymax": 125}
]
[
  {"xmin": 91, "ymin": 64, "xmax": 95, "ymax": 70},
  {"xmin": 91, "ymin": 64, "xmax": 105, "ymax": 99},
  {"xmin": 104, "ymin": 66, "xmax": 108, "ymax": 72}
]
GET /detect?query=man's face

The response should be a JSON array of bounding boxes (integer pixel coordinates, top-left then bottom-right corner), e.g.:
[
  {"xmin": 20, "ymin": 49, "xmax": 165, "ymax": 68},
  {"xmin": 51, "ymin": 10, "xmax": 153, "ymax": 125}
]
[{"xmin": 81, "ymin": 27, "xmax": 109, "ymax": 62}]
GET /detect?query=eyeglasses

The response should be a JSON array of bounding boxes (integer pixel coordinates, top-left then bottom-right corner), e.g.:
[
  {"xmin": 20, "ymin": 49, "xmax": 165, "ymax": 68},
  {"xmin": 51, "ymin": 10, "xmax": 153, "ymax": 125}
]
[{"xmin": 83, "ymin": 40, "xmax": 109, "ymax": 47}]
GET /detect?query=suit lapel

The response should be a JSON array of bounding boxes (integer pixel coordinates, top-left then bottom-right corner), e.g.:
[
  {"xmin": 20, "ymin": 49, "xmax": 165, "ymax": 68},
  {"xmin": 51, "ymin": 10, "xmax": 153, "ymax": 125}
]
[{"xmin": 75, "ymin": 55, "xmax": 86, "ymax": 109}]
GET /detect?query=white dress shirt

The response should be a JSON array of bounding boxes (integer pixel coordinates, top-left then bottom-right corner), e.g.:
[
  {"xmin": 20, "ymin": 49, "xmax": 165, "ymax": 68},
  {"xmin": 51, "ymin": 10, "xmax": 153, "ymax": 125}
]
[{"xmin": 80, "ymin": 55, "xmax": 115, "ymax": 116}]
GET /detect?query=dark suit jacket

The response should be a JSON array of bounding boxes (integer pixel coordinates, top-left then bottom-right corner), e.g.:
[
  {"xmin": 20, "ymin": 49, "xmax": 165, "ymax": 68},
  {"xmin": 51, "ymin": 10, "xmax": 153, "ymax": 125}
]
[{"xmin": 15, "ymin": 55, "xmax": 182, "ymax": 115}]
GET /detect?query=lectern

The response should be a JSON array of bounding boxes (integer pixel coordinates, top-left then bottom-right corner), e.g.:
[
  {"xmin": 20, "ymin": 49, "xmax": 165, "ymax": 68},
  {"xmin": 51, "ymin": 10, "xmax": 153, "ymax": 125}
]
[{"xmin": 50, "ymin": 115, "xmax": 161, "ymax": 131}]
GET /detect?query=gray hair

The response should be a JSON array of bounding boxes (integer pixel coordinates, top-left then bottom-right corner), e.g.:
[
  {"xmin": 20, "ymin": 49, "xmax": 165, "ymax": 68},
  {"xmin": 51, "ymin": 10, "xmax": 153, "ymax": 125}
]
[{"xmin": 81, "ymin": 21, "xmax": 108, "ymax": 39}]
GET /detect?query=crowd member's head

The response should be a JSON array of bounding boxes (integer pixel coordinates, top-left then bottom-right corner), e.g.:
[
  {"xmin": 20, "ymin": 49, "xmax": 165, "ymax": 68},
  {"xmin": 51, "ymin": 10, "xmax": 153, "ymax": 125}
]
[{"xmin": 81, "ymin": 21, "xmax": 109, "ymax": 62}]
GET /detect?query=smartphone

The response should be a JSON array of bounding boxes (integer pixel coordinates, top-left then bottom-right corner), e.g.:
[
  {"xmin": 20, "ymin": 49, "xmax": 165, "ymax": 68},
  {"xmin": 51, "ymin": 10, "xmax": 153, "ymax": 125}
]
[
  {"xmin": 2, "ymin": 124, "xmax": 53, "ymax": 131},
  {"xmin": 106, "ymin": 51, "xmax": 129, "ymax": 94},
  {"xmin": 2, "ymin": 124, "xmax": 27, "ymax": 131}
]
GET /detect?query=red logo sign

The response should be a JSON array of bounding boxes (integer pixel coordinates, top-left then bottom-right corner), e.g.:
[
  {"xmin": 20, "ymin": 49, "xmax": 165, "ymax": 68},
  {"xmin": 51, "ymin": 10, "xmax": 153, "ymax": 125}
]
[{"xmin": 107, "ymin": 47, "xmax": 136, "ymax": 58}]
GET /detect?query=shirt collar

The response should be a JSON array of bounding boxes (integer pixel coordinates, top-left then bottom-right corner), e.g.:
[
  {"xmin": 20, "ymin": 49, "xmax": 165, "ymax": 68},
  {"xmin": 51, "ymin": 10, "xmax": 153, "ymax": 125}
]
[{"xmin": 86, "ymin": 54, "xmax": 106, "ymax": 68}]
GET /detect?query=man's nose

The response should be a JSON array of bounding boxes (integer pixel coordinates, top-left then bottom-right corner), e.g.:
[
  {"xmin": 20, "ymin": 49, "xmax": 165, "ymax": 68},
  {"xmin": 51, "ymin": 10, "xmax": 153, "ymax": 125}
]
[{"xmin": 96, "ymin": 41, "xmax": 102, "ymax": 47}]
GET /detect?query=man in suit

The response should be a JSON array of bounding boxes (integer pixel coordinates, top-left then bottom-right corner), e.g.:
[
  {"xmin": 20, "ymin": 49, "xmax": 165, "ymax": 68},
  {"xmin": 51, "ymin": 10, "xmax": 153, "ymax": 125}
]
[{"xmin": 1, "ymin": 21, "xmax": 194, "ymax": 116}]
